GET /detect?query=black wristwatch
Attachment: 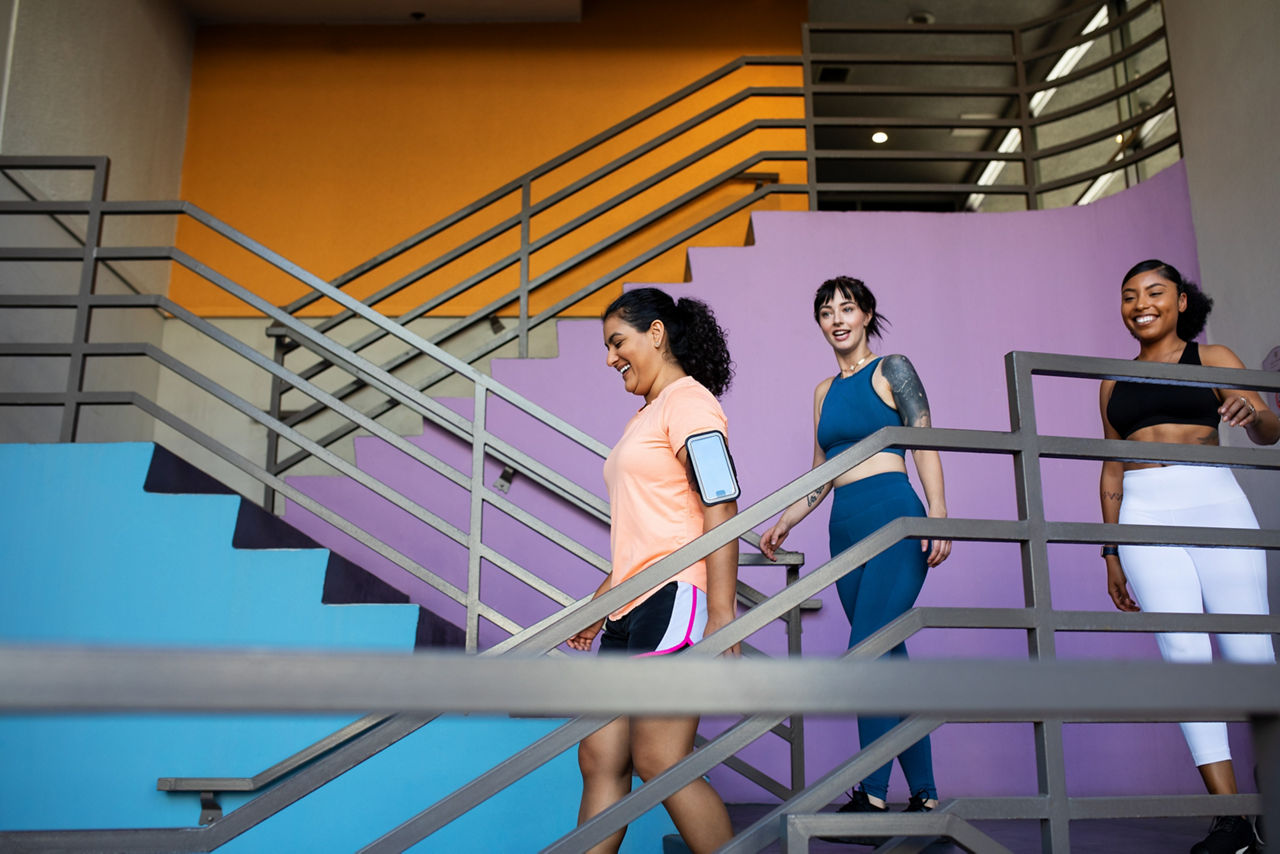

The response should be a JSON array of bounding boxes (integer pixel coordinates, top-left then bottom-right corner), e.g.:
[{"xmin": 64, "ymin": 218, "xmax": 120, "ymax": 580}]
[{"xmin": 1101, "ymin": 545, "xmax": 1119, "ymax": 558}]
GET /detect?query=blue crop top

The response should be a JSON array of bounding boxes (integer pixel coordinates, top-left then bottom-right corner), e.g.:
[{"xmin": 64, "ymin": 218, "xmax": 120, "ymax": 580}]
[
  {"xmin": 817, "ymin": 358, "xmax": 907, "ymax": 459},
  {"xmin": 1105, "ymin": 341, "xmax": 1221, "ymax": 438}
]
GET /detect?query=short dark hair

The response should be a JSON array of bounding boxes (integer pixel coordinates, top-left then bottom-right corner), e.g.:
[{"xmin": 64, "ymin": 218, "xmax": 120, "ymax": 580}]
[
  {"xmin": 1121, "ymin": 259, "xmax": 1213, "ymax": 340},
  {"xmin": 602, "ymin": 287, "xmax": 734, "ymax": 397},
  {"xmin": 812, "ymin": 276, "xmax": 888, "ymax": 339}
]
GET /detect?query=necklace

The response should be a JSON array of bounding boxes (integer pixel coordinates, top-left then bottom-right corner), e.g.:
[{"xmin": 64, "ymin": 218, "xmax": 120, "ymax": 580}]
[{"xmin": 840, "ymin": 353, "xmax": 874, "ymax": 377}]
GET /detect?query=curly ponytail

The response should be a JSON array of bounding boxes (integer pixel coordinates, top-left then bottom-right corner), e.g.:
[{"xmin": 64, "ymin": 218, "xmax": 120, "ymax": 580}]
[
  {"xmin": 602, "ymin": 288, "xmax": 734, "ymax": 397},
  {"xmin": 1122, "ymin": 259, "xmax": 1213, "ymax": 340}
]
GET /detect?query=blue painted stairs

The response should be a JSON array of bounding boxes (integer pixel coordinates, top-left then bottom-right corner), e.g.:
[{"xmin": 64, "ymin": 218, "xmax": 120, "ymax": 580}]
[{"xmin": 0, "ymin": 442, "xmax": 675, "ymax": 851}]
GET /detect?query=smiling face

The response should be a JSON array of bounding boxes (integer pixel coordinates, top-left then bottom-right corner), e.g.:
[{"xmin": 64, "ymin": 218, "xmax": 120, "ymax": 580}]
[
  {"xmin": 1121, "ymin": 269, "xmax": 1187, "ymax": 343},
  {"xmin": 816, "ymin": 293, "xmax": 872, "ymax": 355},
  {"xmin": 603, "ymin": 312, "xmax": 666, "ymax": 401}
]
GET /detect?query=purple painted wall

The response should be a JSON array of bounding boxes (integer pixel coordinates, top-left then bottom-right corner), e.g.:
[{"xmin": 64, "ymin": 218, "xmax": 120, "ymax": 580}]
[{"xmin": 288, "ymin": 163, "xmax": 1256, "ymax": 801}]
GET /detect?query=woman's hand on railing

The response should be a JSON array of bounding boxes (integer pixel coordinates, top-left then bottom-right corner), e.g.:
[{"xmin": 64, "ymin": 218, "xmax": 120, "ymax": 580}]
[
  {"xmin": 759, "ymin": 519, "xmax": 792, "ymax": 561},
  {"xmin": 566, "ymin": 619, "xmax": 605, "ymax": 651},
  {"xmin": 923, "ymin": 507, "xmax": 951, "ymax": 568}
]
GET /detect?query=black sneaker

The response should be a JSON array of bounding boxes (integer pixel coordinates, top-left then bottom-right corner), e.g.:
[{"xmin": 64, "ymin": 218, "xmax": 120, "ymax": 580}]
[
  {"xmin": 818, "ymin": 789, "xmax": 888, "ymax": 846},
  {"xmin": 904, "ymin": 792, "xmax": 935, "ymax": 813},
  {"xmin": 1190, "ymin": 815, "xmax": 1258, "ymax": 854}
]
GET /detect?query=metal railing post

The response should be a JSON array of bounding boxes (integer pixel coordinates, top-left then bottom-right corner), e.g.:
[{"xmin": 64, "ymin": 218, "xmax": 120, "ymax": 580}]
[
  {"xmin": 519, "ymin": 178, "xmax": 531, "ymax": 358},
  {"xmin": 1012, "ymin": 25, "xmax": 1038, "ymax": 211},
  {"xmin": 60, "ymin": 160, "xmax": 109, "ymax": 442},
  {"xmin": 1005, "ymin": 351, "xmax": 1070, "ymax": 854},
  {"xmin": 466, "ymin": 384, "xmax": 488, "ymax": 652},
  {"xmin": 801, "ymin": 25, "xmax": 818, "ymax": 210}
]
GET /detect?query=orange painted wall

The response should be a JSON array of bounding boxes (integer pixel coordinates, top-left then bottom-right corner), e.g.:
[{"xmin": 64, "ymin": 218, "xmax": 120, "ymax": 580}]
[{"xmin": 174, "ymin": 0, "xmax": 808, "ymax": 316}]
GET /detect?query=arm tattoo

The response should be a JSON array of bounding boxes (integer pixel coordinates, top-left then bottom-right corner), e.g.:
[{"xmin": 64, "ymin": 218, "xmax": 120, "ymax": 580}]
[
  {"xmin": 1102, "ymin": 491, "xmax": 1123, "ymax": 502},
  {"xmin": 805, "ymin": 484, "xmax": 828, "ymax": 507},
  {"xmin": 881, "ymin": 354, "xmax": 932, "ymax": 428}
]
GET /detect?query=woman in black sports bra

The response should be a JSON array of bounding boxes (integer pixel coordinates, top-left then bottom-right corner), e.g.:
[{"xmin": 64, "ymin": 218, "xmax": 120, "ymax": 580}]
[{"xmin": 1098, "ymin": 259, "xmax": 1278, "ymax": 854}]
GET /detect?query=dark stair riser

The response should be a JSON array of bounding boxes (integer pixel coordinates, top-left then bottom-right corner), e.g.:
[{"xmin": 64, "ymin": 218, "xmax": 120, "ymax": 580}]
[{"xmin": 142, "ymin": 444, "xmax": 464, "ymax": 649}]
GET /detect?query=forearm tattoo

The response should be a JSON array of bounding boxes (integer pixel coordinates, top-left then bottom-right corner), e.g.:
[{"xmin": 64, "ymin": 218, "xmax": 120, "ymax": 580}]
[
  {"xmin": 881, "ymin": 354, "xmax": 932, "ymax": 428},
  {"xmin": 1102, "ymin": 491, "xmax": 1122, "ymax": 503},
  {"xmin": 806, "ymin": 484, "xmax": 829, "ymax": 508}
]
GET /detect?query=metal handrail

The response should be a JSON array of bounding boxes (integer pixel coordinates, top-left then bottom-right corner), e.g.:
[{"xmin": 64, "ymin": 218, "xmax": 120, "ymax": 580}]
[
  {"xmin": 365, "ymin": 353, "xmax": 1280, "ymax": 853},
  {"xmin": 0, "ymin": 160, "xmax": 813, "ymax": 811}
]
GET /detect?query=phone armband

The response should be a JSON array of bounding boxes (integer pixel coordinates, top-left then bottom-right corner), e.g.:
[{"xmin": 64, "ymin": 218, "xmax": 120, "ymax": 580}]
[{"xmin": 684, "ymin": 430, "xmax": 740, "ymax": 506}]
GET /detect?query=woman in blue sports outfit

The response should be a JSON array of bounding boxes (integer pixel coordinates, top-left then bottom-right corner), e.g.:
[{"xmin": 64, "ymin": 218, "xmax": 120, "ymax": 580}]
[{"xmin": 761, "ymin": 276, "xmax": 950, "ymax": 842}]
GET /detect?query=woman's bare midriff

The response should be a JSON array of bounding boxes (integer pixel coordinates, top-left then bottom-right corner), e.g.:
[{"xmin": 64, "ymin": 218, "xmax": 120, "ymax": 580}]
[
  {"xmin": 832, "ymin": 451, "xmax": 908, "ymax": 487},
  {"xmin": 1122, "ymin": 422, "xmax": 1219, "ymax": 471}
]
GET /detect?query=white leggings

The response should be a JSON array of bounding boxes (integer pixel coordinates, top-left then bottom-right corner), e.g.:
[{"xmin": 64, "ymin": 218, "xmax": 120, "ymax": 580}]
[{"xmin": 1119, "ymin": 465, "xmax": 1275, "ymax": 766}]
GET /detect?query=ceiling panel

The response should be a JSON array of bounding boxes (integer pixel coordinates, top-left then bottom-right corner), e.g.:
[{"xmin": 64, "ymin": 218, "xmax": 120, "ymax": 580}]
[{"xmin": 178, "ymin": 0, "xmax": 582, "ymax": 25}]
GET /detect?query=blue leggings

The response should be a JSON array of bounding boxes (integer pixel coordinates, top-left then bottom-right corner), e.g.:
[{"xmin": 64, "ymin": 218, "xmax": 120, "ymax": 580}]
[{"xmin": 829, "ymin": 471, "xmax": 936, "ymax": 800}]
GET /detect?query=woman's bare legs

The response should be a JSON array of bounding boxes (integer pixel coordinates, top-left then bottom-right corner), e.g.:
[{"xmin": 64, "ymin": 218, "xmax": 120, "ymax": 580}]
[
  {"xmin": 1198, "ymin": 759, "xmax": 1239, "ymax": 795},
  {"xmin": 578, "ymin": 717, "xmax": 633, "ymax": 854},
  {"xmin": 631, "ymin": 715, "xmax": 733, "ymax": 854}
]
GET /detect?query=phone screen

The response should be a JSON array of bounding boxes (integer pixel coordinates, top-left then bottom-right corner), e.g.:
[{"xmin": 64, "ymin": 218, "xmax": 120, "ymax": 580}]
[{"xmin": 685, "ymin": 430, "xmax": 740, "ymax": 506}]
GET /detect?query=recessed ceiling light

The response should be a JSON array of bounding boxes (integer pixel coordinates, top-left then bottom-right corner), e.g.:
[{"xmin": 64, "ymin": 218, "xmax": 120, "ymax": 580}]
[
  {"xmin": 906, "ymin": 10, "xmax": 936, "ymax": 24},
  {"xmin": 1115, "ymin": 134, "xmax": 1124, "ymax": 143},
  {"xmin": 871, "ymin": 131, "xmax": 889, "ymax": 144}
]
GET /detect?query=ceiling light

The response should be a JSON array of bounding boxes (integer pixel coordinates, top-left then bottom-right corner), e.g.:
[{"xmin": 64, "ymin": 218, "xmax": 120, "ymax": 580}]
[
  {"xmin": 871, "ymin": 131, "xmax": 889, "ymax": 144},
  {"xmin": 906, "ymin": 11, "xmax": 936, "ymax": 24},
  {"xmin": 1115, "ymin": 134, "xmax": 1124, "ymax": 143}
]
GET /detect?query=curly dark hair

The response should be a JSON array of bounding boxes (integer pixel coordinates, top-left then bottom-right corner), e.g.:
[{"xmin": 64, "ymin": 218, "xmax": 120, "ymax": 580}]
[
  {"xmin": 1122, "ymin": 259, "xmax": 1213, "ymax": 340},
  {"xmin": 602, "ymin": 287, "xmax": 734, "ymax": 397},
  {"xmin": 812, "ymin": 276, "xmax": 889, "ymax": 339}
]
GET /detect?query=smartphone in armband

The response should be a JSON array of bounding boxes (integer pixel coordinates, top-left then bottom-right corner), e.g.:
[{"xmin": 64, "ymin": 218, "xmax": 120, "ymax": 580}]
[{"xmin": 685, "ymin": 430, "xmax": 740, "ymax": 506}]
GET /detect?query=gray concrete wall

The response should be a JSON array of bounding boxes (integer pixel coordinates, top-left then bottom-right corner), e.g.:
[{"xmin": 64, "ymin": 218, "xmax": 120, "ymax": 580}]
[
  {"xmin": 1164, "ymin": 0, "xmax": 1280, "ymax": 601},
  {"xmin": 0, "ymin": 0, "xmax": 194, "ymax": 443}
]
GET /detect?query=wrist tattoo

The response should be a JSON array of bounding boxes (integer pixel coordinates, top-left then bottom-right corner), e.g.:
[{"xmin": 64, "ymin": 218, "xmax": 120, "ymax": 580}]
[{"xmin": 881, "ymin": 354, "xmax": 932, "ymax": 428}]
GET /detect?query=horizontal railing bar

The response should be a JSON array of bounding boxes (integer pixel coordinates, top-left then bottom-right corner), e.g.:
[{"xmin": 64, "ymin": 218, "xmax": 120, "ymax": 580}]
[
  {"xmin": 807, "ymin": 22, "xmax": 1015, "ymax": 34},
  {"xmin": 807, "ymin": 51, "xmax": 1014, "ymax": 65},
  {"xmin": 0, "ymin": 247, "xmax": 86, "ymax": 261},
  {"xmin": 944, "ymin": 792, "xmax": 1259, "ymax": 821},
  {"xmin": 911, "ymin": 606, "xmax": 1278, "ymax": 636},
  {"xmin": 1013, "ymin": 0, "xmax": 1117, "ymax": 32},
  {"xmin": 811, "ymin": 83, "xmax": 1021, "ymax": 96},
  {"xmin": 1026, "ymin": 26, "xmax": 1166, "ymax": 94},
  {"xmin": 1048, "ymin": 520, "xmax": 1280, "ymax": 550},
  {"xmin": 815, "ymin": 181, "xmax": 1024, "ymax": 193},
  {"xmin": 812, "ymin": 115, "xmax": 1023, "ymax": 129},
  {"xmin": 156, "ymin": 713, "xmax": 388, "ymax": 793},
  {"xmin": 1035, "ymin": 133, "xmax": 1180, "ymax": 194},
  {"xmin": 0, "ymin": 155, "xmax": 108, "ymax": 169},
  {"xmin": 1038, "ymin": 435, "xmax": 1280, "ymax": 470},
  {"xmin": 1019, "ymin": 350, "xmax": 1280, "ymax": 390},
  {"xmin": 786, "ymin": 812, "xmax": 1016, "ymax": 854},
  {"xmin": 1031, "ymin": 61, "xmax": 1170, "ymax": 127},
  {"xmin": 1033, "ymin": 96, "xmax": 1172, "ymax": 160},
  {"xmin": 1021, "ymin": 0, "xmax": 1158, "ymax": 60},
  {"xmin": 8, "ymin": 648, "xmax": 1278, "ymax": 718},
  {"xmin": 815, "ymin": 149, "xmax": 1026, "ymax": 162}
]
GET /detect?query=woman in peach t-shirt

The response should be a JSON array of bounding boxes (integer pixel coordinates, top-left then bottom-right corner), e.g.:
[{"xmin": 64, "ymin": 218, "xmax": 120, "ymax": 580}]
[{"xmin": 567, "ymin": 287, "xmax": 738, "ymax": 854}]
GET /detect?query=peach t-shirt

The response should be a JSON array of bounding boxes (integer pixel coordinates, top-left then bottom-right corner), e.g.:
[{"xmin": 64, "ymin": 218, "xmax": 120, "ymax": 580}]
[{"xmin": 603, "ymin": 375, "xmax": 728, "ymax": 618}]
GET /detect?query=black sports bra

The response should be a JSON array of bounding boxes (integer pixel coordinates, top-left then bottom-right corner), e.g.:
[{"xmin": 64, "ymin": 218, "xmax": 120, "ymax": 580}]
[{"xmin": 1105, "ymin": 341, "xmax": 1221, "ymax": 438}]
